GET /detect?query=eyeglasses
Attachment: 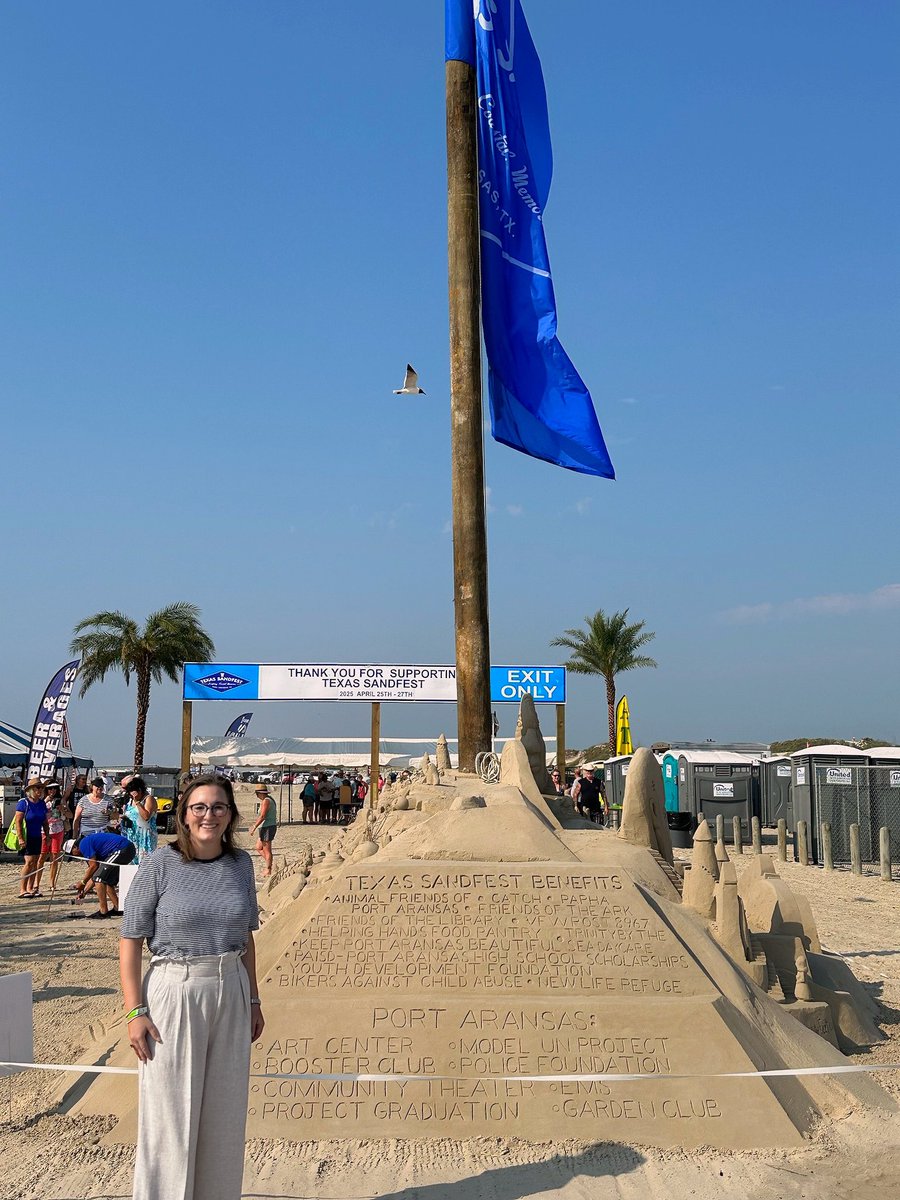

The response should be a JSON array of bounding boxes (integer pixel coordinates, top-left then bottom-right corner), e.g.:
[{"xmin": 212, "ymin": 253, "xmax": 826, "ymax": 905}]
[{"xmin": 187, "ymin": 803, "xmax": 230, "ymax": 817}]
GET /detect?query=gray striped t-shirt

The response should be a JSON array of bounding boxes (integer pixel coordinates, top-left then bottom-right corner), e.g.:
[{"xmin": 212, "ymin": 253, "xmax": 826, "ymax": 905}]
[{"xmin": 121, "ymin": 844, "xmax": 259, "ymax": 958}]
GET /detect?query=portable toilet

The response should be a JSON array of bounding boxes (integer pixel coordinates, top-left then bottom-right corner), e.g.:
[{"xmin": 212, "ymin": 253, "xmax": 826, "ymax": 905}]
[
  {"xmin": 789, "ymin": 745, "xmax": 868, "ymax": 863},
  {"xmin": 758, "ymin": 756, "xmax": 793, "ymax": 827},
  {"xmin": 602, "ymin": 754, "xmax": 632, "ymax": 812},
  {"xmin": 860, "ymin": 747, "xmax": 900, "ymax": 868},
  {"xmin": 677, "ymin": 750, "xmax": 758, "ymax": 842},
  {"xmin": 660, "ymin": 751, "xmax": 695, "ymax": 846},
  {"xmin": 661, "ymin": 752, "xmax": 680, "ymax": 813}
]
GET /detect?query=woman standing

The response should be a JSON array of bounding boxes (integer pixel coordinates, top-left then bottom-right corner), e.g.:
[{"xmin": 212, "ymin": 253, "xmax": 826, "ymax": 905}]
[
  {"xmin": 15, "ymin": 778, "xmax": 49, "ymax": 898},
  {"xmin": 121, "ymin": 777, "xmax": 158, "ymax": 864},
  {"xmin": 248, "ymin": 783, "xmax": 277, "ymax": 877},
  {"xmin": 73, "ymin": 778, "xmax": 114, "ymax": 840},
  {"xmin": 119, "ymin": 775, "xmax": 263, "ymax": 1200},
  {"xmin": 35, "ymin": 780, "xmax": 66, "ymax": 894},
  {"xmin": 301, "ymin": 775, "xmax": 317, "ymax": 824}
]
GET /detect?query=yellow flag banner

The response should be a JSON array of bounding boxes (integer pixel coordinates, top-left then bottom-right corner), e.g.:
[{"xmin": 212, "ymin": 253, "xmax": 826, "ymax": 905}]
[{"xmin": 615, "ymin": 695, "xmax": 633, "ymax": 756}]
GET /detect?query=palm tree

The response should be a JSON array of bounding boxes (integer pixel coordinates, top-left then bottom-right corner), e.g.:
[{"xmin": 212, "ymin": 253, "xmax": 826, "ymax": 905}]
[
  {"xmin": 551, "ymin": 609, "xmax": 657, "ymax": 752},
  {"xmin": 71, "ymin": 603, "xmax": 214, "ymax": 768}
]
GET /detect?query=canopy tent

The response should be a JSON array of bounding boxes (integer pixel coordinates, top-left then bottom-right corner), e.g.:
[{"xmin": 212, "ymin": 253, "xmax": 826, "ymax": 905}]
[
  {"xmin": 0, "ymin": 719, "xmax": 94, "ymax": 771},
  {"xmin": 191, "ymin": 734, "xmax": 558, "ymax": 771},
  {"xmin": 191, "ymin": 736, "xmax": 455, "ymax": 770}
]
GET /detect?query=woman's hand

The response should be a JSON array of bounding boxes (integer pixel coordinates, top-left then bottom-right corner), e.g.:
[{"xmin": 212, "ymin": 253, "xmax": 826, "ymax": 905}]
[
  {"xmin": 127, "ymin": 1014, "xmax": 162, "ymax": 1063},
  {"xmin": 251, "ymin": 1004, "xmax": 265, "ymax": 1041}
]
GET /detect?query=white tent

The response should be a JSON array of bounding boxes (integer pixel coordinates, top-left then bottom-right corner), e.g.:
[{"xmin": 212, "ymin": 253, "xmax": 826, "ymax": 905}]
[
  {"xmin": 191, "ymin": 736, "xmax": 456, "ymax": 770},
  {"xmin": 0, "ymin": 719, "xmax": 93, "ymax": 771},
  {"xmin": 191, "ymin": 734, "xmax": 558, "ymax": 771}
]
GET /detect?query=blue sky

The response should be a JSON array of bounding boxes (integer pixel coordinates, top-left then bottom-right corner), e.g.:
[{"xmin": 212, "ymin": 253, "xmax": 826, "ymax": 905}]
[{"xmin": 2, "ymin": 2, "xmax": 898, "ymax": 764}]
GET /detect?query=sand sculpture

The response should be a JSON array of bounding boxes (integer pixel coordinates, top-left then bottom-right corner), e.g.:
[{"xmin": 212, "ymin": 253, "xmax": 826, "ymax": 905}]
[
  {"xmin": 436, "ymin": 733, "xmax": 452, "ymax": 771},
  {"xmin": 515, "ymin": 693, "xmax": 552, "ymax": 794},
  {"xmin": 65, "ymin": 705, "xmax": 892, "ymax": 1151}
]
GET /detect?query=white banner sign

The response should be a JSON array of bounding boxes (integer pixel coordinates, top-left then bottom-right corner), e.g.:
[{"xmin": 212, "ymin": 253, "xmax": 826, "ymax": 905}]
[
  {"xmin": 184, "ymin": 662, "xmax": 458, "ymax": 702},
  {"xmin": 713, "ymin": 782, "xmax": 734, "ymax": 798},
  {"xmin": 776, "ymin": 765, "xmax": 791, "ymax": 777},
  {"xmin": 890, "ymin": 770, "xmax": 900, "ymax": 789},
  {"xmin": 796, "ymin": 766, "xmax": 807, "ymax": 785},
  {"xmin": 260, "ymin": 664, "xmax": 457, "ymax": 703}
]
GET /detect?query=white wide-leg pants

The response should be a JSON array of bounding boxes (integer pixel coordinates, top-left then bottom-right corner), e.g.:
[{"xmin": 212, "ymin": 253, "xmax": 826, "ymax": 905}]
[{"xmin": 134, "ymin": 951, "xmax": 251, "ymax": 1200}]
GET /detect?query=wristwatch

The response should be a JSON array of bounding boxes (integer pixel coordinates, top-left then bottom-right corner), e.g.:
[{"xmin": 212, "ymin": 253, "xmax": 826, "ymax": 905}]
[{"xmin": 250, "ymin": 997, "xmax": 262, "ymax": 1007}]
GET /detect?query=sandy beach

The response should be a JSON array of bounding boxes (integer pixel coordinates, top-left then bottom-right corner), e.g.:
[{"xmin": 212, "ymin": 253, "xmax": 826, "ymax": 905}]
[{"xmin": 1, "ymin": 790, "xmax": 898, "ymax": 1200}]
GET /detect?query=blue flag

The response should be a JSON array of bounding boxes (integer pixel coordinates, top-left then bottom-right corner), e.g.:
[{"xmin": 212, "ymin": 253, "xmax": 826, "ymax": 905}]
[
  {"xmin": 445, "ymin": 1, "xmax": 614, "ymax": 478},
  {"xmin": 225, "ymin": 712, "xmax": 253, "ymax": 739}
]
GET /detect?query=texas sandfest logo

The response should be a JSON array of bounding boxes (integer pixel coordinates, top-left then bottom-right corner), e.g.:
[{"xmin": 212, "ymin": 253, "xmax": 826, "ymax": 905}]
[{"xmin": 195, "ymin": 670, "xmax": 250, "ymax": 693}]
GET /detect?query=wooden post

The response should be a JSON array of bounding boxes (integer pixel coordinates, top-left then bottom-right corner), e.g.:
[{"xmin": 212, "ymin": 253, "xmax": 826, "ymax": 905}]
[
  {"xmin": 880, "ymin": 826, "xmax": 892, "ymax": 881},
  {"xmin": 821, "ymin": 822, "xmax": 834, "ymax": 871},
  {"xmin": 751, "ymin": 815, "xmax": 762, "ymax": 855},
  {"xmin": 732, "ymin": 815, "xmax": 743, "ymax": 855},
  {"xmin": 556, "ymin": 704, "xmax": 566, "ymax": 783},
  {"xmin": 777, "ymin": 819, "xmax": 787, "ymax": 862},
  {"xmin": 180, "ymin": 701, "xmax": 192, "ymax": 779},
  {"xmin": 369, "ymin": 703, "xmax": 381, "ymax": 810},
  {"xmin": 446, "ymin": 53, "xmax": 491, "ymax": 774},
  {"xmin": 797, "ymin": 819, "xmax": 809, "ymax": 867},
  {"xmin": 850, "ymin": 822, "xmax": 862, "ymax": 875}
]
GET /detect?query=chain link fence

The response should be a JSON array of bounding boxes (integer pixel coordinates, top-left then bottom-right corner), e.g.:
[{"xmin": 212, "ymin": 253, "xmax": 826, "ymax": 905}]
[{"xmin": 814, "ymin": 764, "xmax": 900, "ymax": 868}]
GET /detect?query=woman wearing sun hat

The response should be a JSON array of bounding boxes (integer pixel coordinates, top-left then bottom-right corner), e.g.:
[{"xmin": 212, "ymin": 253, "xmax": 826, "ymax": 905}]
[
  {"xmin": 14, "ymin": 778, "xmax": 49, "ymax": 898},
  {"xmin": 249, "ymin": 783, "xmax": 277, "ymax": 877}
]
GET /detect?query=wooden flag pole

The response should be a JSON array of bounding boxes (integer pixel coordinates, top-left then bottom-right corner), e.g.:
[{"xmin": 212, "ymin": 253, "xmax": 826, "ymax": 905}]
[
  {"xmin": 180, "ymin": 701, "xmax": 192, "ymax": 780},
  {"xmin": 446, "ymin": 54, "xmax": 491, "ymax": 774}
]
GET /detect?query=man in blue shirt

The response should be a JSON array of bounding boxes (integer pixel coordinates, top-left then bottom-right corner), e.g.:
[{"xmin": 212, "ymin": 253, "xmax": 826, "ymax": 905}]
[{"xmin": 63, "ymin": 830, "xmax": 136, "ymax": 919}]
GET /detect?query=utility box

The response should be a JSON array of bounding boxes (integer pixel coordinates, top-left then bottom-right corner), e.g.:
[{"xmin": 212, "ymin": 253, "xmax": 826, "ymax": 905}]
[
  {"xmin": 759, "ymin": 757, "xmax": 793, "ymax": 827},
  {"xmin": 2, "ymin": 785, "xmax": 22, "ymax": 834}
]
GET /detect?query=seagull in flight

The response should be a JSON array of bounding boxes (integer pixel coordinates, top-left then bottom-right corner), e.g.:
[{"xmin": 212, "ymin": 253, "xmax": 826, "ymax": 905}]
[{"xmin": 393, "ymin": 364, "xmax": 426, "ymax": 395}]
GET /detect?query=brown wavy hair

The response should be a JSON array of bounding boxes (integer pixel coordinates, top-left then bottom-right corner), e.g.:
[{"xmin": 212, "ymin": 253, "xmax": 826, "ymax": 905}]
[{"xmin": 172, "ymin": 775, "xmax": 241, "ymax": 861}]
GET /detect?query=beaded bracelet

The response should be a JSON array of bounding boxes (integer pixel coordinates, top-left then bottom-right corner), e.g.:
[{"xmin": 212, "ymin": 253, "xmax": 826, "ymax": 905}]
[{"xmin": 126, "ymin": 1005, "xmax": 149, "ymax": 1022}]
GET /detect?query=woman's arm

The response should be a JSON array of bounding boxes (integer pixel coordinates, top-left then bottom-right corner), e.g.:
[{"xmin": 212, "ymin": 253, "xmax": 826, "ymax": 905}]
[
  {"xmin": 119, "ymin": 937, "xmax": 161, "ymax": 1062},
  {"xmin": 249, "ymin": 796, "xmax": 268, "ymax": 834},
  {"xmin": 242, "ymin": 933, "xmax": 265, "ymax": 1041},
  {"xmin": 72, "ymin": 805, "xmax": 83, "ymax": 840}
]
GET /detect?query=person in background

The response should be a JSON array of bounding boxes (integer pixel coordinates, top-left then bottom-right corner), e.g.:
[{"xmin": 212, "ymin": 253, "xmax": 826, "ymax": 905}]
[
  {"xmin": 569, "ymin": 767, "xmax": 583, "ymax": 804},
  {"xmin": 73, "ymin": 777, "xmax": 115, "ymax": 841},
  {"xmin": 35, "ymin": 780, "xmax": 66, "ymax": 894},
  {"xmin": 121, "ymin": 777, "xmax": 158, "ymax": 864},
  {"xmin": 15, "ymin": 778, "xmax": 49, "ymax": 898},
  {"xmin": 338, "ymin": 774, "xmax": 353, "ymax": 823},
  {"xmin": 63, "ymin": 772, "xmax": 89, "ymax": 834},
  {"xmin": 301, "ymin": 775, "xmax": 317, "ymax": 824},
  {"xmin": 549, "ymin": 769, "xmax": 566, "ymax": 796},
  {"xmin": 573, "ymin": 766, "xmax": 605, "ymax": 824},
  {"xmin": 119, "ymin": 775, "xmax": 263, "ymax": 1200},
  {"xmin": 64, "ymin": 827, "xmax": 136, "ymax": 918},
  {"xmin": 249, "ymin": 783, "xmax": 277, "ymax": 876},
  {"xmin": 317, "ymin": 773, "xmax": 334, "ymax": 824}
]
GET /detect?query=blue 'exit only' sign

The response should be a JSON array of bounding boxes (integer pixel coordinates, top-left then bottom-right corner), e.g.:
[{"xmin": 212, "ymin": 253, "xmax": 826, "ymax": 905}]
[{"xmin": 490, "ymin": 666, "xmax": 566, "ymax": 704}]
